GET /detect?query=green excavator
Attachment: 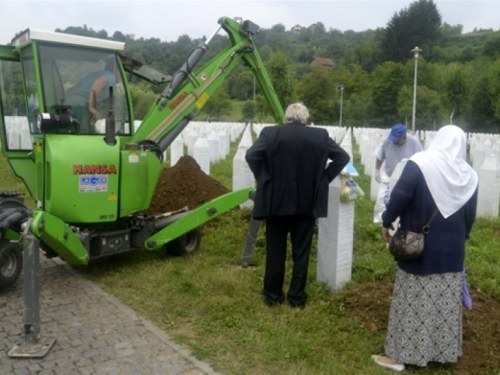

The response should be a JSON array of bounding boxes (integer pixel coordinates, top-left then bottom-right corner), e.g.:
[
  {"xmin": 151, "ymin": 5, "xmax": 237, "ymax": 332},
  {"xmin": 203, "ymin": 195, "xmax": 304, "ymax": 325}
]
[{"xmin": 0, "ymin": 17, "xmax": 285, "ymax": 289}]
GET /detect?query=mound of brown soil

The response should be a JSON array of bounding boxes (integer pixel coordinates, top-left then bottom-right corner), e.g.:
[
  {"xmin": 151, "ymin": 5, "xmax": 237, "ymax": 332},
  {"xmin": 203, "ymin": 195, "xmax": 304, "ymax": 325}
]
[
  {"xmin": 341, "ymin": 281, "xmax": 500, "ymax": 374},
  {"xmin": 147, "ymin": 156, "xmax": 229, "ymax": 215}
]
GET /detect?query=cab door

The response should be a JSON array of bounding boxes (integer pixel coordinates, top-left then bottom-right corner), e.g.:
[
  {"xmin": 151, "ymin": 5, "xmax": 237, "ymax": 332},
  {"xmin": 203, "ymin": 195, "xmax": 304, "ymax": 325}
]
[{"xmin": 0, "ymin": 44, "xmax": 41, "ymax": 201}]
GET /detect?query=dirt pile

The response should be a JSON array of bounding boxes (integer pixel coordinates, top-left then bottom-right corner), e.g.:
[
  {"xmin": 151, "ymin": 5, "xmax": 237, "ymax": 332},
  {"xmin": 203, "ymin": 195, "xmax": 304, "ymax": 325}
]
[
  {"xmin": 340, "ymin": 281, "xmax": 500, "ymax": 374},
  {"xmin": 147, "ymin": 156, "xmax": 229, "ymax": 215}
]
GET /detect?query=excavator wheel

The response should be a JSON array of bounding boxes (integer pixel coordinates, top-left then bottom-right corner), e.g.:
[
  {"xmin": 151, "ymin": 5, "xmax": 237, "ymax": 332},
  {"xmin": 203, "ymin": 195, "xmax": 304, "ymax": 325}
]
[
  {"xmin": 0, "ymin": 241, "xmax": 23, "ymax": 290},
  {"xmin": 166, "ymin": 228, "xmax": 201, "ymax": 257}
]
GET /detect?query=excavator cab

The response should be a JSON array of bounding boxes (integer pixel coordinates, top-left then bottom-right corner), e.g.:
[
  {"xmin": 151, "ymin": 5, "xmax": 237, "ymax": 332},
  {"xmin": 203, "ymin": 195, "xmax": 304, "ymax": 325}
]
[{"xmin": 2, "ymin": 30, "xmax": 131, "ymax": 137}]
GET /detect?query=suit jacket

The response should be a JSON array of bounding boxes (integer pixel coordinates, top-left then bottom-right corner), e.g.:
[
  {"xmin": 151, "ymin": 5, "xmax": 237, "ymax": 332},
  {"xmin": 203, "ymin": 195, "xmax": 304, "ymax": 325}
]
[{"xmin": 245, "ymin": 121, "xmax": 350, "ymax": 219}]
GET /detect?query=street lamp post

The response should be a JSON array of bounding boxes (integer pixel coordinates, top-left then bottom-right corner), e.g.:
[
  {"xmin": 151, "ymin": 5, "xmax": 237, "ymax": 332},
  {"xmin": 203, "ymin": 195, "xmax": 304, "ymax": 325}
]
[
  {"xmin": 411, "ymin": 46, "xmax": 423, "ymax": 134},
  {"xmin": 337, "ymin": 84, "xmax": 344, "ymax": 127}
]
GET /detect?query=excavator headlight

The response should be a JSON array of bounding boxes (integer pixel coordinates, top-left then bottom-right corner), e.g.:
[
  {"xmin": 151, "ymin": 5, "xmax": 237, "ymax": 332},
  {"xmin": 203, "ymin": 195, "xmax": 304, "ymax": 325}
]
[{"xmin": 38, "ymin": 105, "xmax": 79, "ymax": 134}]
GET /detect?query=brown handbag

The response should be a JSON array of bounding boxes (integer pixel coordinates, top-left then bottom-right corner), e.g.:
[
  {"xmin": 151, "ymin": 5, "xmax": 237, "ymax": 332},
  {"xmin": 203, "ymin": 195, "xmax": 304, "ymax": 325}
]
[{"xmin": 389, "ymin": 209, "xmax": 439, "ymax": 260}]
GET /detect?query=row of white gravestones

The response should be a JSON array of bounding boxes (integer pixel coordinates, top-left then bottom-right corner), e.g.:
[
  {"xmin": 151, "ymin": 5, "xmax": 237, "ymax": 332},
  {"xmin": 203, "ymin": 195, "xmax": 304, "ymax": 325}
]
[
  {"xmin": 470, "ymin": 132, "xmax": 500, "ymax": 218},
  {"xmin": 454, "ymin": 132, "xmax": 499, "ymax": 219},
  {"xmin": 134, "ymin": 120, "xmax": 244, "ymax": 168},
  {"xmin": 191, "ymin": 122, "xmax": 246, "ymax": 173},
  {"xmin": 354, "ymin": 127, "xmax": 386, "ymax": 178},
  {"xmin": 8, "ymin": 113, "xmax": 500, "ymax": 221}
]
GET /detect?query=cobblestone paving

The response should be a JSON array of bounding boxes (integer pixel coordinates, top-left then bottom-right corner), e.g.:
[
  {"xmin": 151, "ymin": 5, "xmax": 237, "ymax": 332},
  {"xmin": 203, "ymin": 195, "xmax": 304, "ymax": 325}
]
[{"xmin": 0, "ymin": 256, "xmax": 221, "ymax": 375}]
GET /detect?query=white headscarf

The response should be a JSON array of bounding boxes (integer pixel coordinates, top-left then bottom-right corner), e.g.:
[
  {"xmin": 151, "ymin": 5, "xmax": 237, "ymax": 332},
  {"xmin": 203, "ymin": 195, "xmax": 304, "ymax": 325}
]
[{"xmin": 410, "ymin": 125, "xmax": 478, "ymax": 219}]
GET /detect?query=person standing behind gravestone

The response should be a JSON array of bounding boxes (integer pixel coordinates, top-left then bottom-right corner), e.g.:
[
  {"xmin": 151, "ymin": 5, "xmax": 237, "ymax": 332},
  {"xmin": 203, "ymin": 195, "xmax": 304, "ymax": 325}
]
[
  {"xmin": 372, "ymin": 125, "xmax": 478, "ymax": 372},
  {"xmin": 374, "ymin": 124, "xmax": 423, "ymax": 183},
  {"xmin": 373, "ymin": 124, "xmax": 423, "ymax": 223},
  {"xmin": 245, "ymin": 102, "xmax": 350, "ymax": 308}
]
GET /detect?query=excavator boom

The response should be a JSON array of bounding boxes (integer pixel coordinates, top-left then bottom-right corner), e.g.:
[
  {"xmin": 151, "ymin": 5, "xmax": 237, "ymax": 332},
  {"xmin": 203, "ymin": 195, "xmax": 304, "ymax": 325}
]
[{"xmin": 131, "ymin": 17, "xmax": 284, "ymax": 150}]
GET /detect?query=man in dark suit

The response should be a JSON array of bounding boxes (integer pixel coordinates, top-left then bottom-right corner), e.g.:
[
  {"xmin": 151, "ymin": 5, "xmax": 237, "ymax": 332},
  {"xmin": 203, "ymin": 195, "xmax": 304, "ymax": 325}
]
[{"xmin": 245, "ymin": 102, "xmax": 350, "ymax": 308}]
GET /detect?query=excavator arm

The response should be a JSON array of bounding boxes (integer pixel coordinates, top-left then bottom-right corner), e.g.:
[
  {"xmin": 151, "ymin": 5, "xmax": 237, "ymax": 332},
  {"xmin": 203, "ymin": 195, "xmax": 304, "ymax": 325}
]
[{"xmin": 130, "ymin": 16, "xmax": 285, "ymax": 150}]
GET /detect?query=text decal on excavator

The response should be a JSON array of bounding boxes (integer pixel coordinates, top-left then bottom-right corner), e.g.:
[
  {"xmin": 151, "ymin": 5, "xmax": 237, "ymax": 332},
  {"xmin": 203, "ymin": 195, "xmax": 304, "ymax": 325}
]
[
  {"xmin": 73, "ymin": 165, "xmax": 117, "ymax": 174},
  {"xmin": 169, "ymin": 91, "xmax": 188, "ymax": 110}
]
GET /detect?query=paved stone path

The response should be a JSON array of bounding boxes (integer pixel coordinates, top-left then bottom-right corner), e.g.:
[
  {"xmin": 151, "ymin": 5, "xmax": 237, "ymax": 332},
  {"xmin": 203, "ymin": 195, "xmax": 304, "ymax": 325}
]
[{"xmin": 0, "ymin": 256, "xmax": 222, "ymax": 375}]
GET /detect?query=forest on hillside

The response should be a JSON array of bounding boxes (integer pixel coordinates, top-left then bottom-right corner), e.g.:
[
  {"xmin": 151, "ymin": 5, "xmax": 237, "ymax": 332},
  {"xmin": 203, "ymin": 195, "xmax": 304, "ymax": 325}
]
[{"xmin": 56, "ymin": 0, "xmax": 500, "ymax": 133}]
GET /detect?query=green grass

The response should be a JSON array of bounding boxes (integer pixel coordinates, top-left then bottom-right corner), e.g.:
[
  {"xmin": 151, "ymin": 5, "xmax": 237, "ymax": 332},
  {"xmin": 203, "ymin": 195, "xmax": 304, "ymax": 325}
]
[{"xmin": 1, "ymin": 139, "xmax": 499, "ymax": 375}]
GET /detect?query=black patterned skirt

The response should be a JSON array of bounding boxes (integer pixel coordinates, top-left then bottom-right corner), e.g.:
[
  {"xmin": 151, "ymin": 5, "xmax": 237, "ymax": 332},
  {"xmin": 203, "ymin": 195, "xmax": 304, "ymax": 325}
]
[{"xmin": 385, "ymin": 268, "xmax": 463, "ymax": 367}]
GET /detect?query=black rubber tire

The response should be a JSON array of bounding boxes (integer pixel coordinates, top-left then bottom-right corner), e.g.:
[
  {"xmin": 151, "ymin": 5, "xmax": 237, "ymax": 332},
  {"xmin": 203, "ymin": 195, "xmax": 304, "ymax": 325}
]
[
  {"xmin": 0, "ymin": 242, "xmax": 23, "ymax": 290},
  {"xmin": 166, "ymin": 228, "xmax": 201, "ymax": 257}
]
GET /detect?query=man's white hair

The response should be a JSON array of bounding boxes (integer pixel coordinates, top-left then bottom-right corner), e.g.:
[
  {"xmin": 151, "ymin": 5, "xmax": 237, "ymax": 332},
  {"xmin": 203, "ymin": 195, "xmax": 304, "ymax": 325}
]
[{"xmin": 285, "ymin": 102, "xmax": 309, "ymax": 124}]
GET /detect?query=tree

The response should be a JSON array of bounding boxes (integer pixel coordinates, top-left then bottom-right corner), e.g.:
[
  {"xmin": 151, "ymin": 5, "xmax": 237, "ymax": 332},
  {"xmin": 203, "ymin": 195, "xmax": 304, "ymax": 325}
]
[
  {"xmin": 442, "ymin": 63, "xmax": 469, "ymax": 125},
  {"xmin": 226, "ymin": 68, "xmax": 254, "ymax": 100},
  {"xmin": 241, "ymin": 101, "xmax": 256, "ymax": 122},
  {"xmin": 267, "ymin": 51, "xmax": 295, "ymax": 108},
  {"xmin": 129, "ymin": 85, "xmax": 157, "ymax": 120},
  {"xmin": 488, "ymin": 59, "xmax": 500, "ymax": 127},
  {"xmin": 382, "ymin": 0, "xmax": 441, "ymax": 62},
  {"xmin": 201, "ymin": 88, "xmax": 232, "ymax": 121},
  {"xmin": 345, "ymin": 92, "xmax": 372, "ymax": 126},
  {"xmin": 465, "ymin": 66, "xmax": 498, "ymax": 132},
  {"xmin": 370, "ymin": 61, "xmax": 406, "ymax": 125},
  {"xmin": 296, "ymin": 67, "xmax": 336, "ymax": 124},
  {"xmin": 255, "ymin": 94, "xmax": 272, "ymax": 122},
  {"xmin": 398, "ymin": 85, "xmax": 443, "ymax": 129}
]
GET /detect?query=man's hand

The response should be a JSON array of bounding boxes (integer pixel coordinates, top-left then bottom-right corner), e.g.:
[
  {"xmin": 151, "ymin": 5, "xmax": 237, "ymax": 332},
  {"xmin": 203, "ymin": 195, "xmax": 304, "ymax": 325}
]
[
  {"xmin": 89, "ymin": 106, "xmax": 99, "ymax": 123},
  {"xmin": 375, "ymin": 169, "xmax": 382, "ymax": 183}
]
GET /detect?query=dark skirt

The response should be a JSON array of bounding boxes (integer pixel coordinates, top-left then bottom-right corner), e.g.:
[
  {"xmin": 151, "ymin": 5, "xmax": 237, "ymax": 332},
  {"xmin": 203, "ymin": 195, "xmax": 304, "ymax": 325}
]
[{"xmin": 385, "ymin": 268, "xmax": 463, "ymax": 367}]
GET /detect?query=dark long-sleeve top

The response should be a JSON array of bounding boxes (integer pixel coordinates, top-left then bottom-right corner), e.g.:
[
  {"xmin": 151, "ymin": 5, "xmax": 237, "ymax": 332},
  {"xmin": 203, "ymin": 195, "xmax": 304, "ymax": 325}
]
[
  {"xmin": 245, "ymin": 122, "xmax": 350, "ymax": 219},
  {"xmin": 382, "ymin": 160, "xmax": 478, "ymax": 275}
]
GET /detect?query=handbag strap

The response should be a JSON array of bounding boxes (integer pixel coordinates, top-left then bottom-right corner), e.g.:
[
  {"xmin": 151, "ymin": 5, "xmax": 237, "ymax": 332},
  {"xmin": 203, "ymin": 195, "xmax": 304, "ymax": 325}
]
[{"xmin": 422, "ymin": 209, "xmax": 439, "ymax": 234}]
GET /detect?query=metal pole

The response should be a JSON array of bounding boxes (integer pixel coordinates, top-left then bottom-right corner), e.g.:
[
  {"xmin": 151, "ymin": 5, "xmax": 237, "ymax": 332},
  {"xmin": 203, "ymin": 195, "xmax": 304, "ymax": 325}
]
[
  {"xmin": 253, "ymin": 76, "xmax": 256, "ymax": 102},
  {"xmin": 411, "ymin": 47, "xmax": 422, "ymax": 134},
  {"xmin": 9, "ymin": 221, "xmax": 56, "ymax": 358},
  {"xmin": 337, "ymin": 85, "xmax": 344, "ymax": 127}
]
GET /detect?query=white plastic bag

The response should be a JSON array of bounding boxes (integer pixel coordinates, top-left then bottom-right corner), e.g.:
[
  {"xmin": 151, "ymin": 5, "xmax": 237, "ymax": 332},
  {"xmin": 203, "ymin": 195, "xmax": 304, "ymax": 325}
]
[{"xmin": 373, "ymin": 182, "xmax": 391, "ymax": 223}]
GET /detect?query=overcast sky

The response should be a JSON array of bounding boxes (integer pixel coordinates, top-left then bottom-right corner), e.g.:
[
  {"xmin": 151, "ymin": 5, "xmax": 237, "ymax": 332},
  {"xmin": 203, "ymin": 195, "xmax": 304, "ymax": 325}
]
[{"xmin": 1, "ymin": 0, "xmax": 499, "ymax": 44}]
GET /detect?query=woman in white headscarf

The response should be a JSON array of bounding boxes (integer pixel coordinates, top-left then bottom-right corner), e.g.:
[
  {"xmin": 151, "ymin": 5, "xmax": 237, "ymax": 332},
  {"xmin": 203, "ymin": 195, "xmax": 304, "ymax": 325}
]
[{"xmin": 372, "ymin": 125, "xmax": 478, "ymax": 372}]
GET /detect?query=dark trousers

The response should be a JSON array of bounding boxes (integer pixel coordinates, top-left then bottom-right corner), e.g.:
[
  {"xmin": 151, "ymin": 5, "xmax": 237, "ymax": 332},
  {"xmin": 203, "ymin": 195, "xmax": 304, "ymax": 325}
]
[{"xmin": 263, "ymin": 215, "xmax": 315, "ymax": 306}]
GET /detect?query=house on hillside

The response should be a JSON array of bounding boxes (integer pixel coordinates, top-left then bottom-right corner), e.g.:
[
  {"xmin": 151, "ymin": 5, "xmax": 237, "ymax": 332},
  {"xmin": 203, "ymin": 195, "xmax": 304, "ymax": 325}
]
[
  {"xmin": 291, "ymin": 24, "xmax": 303, "ymax": 34},
  {"xmin": 309, "ymin": 56, "xmax": 335, "ymax": 69}
]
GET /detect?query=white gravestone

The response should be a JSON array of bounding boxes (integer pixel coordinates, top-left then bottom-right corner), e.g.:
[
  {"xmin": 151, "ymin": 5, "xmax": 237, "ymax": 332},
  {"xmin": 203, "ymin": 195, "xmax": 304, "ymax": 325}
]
[
  {"xmin": 184, "ymin": 130, "xmax": 197, "ymax": 157},
  {"xmin": 193, "ymin": 136, "xmax": 210, "ymax": 175},
  {"xmin": 472, "ymin": 137, "xmax": 492, "ymax": 174},
  {"xmin": 369, "ymin": 143, "xmax": 382, "ymax": 201},
  {"xmin": 232, "ymin": 125, "xmax": 255, "ymax": 209},
  {"xmin": 477, "ymin": 154, "xmax": 500, "ymax": 218},
  {"xmin": 317, "ymin": 177, "xmax": 354, "ymax": 291},
  {"xmin": 170, "ymin": 134, "xmax": 184, "ymax": 166},
  {"xmin": 218, "ymin": 130, "xmax": 230, "ymax": 160},
  {"xmin": 207, "ymin": 131, "xmax": 221, "ymax": 163}
]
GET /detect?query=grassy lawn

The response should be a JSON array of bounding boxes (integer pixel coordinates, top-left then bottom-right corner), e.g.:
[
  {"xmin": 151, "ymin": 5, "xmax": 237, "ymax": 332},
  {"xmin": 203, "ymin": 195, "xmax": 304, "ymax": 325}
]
[{"xmin": 1, "ymin": 134, "xmax": 499, "ymax": 375}]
